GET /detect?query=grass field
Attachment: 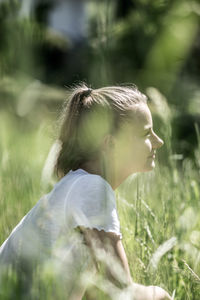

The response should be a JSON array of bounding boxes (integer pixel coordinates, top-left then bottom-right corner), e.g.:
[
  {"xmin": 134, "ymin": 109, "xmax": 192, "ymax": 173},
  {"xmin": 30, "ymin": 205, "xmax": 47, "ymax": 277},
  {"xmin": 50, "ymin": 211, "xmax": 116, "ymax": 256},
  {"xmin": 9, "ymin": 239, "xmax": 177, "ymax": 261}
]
[{"xmin": 0, "ymin": 109, "xmax": 200, "ymax": 299}]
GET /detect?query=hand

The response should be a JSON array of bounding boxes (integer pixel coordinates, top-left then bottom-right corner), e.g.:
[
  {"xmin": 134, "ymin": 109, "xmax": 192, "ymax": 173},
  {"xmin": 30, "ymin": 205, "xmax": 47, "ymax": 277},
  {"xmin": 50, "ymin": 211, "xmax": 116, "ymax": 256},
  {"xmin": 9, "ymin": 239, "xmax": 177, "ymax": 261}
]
[
  {"xmin": 130, "ymin": 283, "xmax": 172, "ymax": 300},
  {"xmin": 146, "ymin": 285, "xmax": 172, "ymax": 300}
]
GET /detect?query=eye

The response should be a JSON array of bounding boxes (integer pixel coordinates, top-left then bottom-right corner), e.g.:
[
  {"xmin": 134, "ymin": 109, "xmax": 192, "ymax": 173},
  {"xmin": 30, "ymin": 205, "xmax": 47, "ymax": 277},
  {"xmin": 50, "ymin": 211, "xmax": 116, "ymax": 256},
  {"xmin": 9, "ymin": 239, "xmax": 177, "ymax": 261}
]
[{"xmin": 144, "ymin": 131, "xmax": 151, "ymax": 137}]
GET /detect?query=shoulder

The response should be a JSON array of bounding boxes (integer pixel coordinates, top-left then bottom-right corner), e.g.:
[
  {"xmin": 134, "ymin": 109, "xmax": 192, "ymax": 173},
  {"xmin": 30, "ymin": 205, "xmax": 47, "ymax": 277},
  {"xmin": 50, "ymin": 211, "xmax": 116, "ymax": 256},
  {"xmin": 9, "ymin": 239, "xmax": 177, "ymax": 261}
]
[
  {"xmin": 71, "ymin": 173, "xmax": 114, "ymax": 197},
  {"xmin": 66, "ymin": 173, "xmax": 116, "ymax": 209}
]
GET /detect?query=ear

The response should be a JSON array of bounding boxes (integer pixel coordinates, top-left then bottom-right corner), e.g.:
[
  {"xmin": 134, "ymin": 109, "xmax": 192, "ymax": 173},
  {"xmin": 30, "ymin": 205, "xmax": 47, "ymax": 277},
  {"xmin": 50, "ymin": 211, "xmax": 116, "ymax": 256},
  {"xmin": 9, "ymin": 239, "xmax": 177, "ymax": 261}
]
[{"xmin": 101, "ymin": 134, "xmax": 116, "ymax": 152}]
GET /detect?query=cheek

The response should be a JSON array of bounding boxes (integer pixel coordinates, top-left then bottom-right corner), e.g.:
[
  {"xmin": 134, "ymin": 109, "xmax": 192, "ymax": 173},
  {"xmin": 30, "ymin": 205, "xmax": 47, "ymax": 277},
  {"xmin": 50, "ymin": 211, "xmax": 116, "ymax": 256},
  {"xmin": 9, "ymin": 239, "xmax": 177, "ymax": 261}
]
[
  {"xmin": 115, "ymin": 137, "xmax": 151, "ymax": 165},
  {"xmin": 133, "ymin": 139, "xmax": 151, "ymax": 158}
]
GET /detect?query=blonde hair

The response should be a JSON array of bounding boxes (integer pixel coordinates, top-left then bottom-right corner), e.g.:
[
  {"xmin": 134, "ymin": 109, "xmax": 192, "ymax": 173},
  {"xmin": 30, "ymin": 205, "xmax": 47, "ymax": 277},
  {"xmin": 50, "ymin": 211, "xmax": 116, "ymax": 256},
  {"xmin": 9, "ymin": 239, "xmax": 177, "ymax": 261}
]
[{"xmin": 54, "ymin": 83, "xmax": 147, "ymax": 178}]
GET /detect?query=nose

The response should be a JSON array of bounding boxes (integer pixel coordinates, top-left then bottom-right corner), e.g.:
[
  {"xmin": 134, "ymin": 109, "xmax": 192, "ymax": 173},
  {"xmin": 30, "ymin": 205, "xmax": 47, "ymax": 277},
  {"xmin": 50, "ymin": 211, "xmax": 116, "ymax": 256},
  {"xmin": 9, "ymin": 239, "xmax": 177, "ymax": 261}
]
[{"xmin": 152, "ymin": 132, "xmax": 164, "ymax": 149}]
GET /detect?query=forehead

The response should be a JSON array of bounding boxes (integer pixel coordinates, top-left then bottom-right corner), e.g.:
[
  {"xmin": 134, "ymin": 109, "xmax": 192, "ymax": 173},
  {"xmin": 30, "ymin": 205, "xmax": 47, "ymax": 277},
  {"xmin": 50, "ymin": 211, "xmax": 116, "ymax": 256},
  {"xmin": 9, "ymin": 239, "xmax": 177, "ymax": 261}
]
[{"xmin": 125, "ymin": 103, "xmax": 153, "ymax": 133}]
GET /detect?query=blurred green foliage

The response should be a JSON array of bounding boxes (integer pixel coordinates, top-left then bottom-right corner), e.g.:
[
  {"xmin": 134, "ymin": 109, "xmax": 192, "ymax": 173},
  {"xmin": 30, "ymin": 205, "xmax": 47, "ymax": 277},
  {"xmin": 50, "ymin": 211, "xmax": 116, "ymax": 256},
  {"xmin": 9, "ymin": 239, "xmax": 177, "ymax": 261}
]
[
  {"xmin": 0, "ymin": 1, "xmax": 200, "ymax": 298},
  {"xmin": 0, "ymin": 0, "xmax": 200, "ymax": 162},
  {"xmin": 0, "ymin": 110, "xmax": 200, "ymax": 299}
]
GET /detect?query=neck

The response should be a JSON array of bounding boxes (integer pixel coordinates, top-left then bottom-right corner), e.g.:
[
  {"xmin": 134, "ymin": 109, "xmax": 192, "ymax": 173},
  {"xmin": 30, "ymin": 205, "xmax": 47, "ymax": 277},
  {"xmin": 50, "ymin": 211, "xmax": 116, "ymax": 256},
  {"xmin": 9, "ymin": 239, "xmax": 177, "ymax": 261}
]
[{"xmin": 79, "ymin": 155, "xmax": 130, "ymax": 191}]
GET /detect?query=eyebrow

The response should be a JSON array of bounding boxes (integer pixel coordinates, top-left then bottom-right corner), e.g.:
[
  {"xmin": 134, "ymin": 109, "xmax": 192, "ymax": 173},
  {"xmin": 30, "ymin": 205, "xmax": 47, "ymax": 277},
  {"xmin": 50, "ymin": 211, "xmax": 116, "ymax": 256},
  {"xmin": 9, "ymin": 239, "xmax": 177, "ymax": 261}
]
[{"xmin": 143, "ymin": 126, "xmax": 152, "ymax": 131}]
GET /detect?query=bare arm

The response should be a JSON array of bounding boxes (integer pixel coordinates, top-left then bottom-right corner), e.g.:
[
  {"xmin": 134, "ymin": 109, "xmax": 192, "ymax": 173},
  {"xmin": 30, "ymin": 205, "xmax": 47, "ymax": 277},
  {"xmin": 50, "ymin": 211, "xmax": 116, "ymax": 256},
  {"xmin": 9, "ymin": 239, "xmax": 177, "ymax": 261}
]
[{"xmin": 77, "ymin": 227, "xmax": 172, "ymax": 300}]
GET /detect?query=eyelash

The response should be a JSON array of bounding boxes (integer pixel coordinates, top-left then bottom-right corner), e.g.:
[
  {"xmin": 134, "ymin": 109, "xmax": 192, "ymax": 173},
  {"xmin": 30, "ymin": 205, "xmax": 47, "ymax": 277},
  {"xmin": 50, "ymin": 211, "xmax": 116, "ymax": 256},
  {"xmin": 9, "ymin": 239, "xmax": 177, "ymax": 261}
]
[{"xmin": 145, "ymin": 132, "xmax": 151, "ymax": 137}]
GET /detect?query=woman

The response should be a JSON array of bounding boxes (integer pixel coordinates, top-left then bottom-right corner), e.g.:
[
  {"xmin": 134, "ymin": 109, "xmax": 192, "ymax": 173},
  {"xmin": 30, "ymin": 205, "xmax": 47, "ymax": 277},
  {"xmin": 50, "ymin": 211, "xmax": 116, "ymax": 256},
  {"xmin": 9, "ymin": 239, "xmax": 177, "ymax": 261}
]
[{"xmin": 0, "ymin": 84, "xmax": 171, "ymax": 299}]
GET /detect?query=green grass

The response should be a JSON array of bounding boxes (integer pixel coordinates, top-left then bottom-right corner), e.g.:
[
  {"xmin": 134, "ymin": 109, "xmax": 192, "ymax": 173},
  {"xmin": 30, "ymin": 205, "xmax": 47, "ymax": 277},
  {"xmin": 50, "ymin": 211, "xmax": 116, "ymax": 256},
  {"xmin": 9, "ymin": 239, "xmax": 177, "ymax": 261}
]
[{"xmin": 0, "ymin": 110, "xmax": 200, "ymax": 299}]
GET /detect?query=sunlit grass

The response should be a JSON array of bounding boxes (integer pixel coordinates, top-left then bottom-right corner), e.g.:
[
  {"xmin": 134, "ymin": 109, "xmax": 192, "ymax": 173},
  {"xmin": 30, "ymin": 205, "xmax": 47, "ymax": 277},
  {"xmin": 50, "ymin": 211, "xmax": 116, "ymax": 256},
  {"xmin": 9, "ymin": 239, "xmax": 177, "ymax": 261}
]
[
  {"xmin": 0, "ymin": 110, "xmax": 200, "ymax": 299},
  {"xmin": 0, "ymin": 111, "xmax": 52, "ymax": 244}
]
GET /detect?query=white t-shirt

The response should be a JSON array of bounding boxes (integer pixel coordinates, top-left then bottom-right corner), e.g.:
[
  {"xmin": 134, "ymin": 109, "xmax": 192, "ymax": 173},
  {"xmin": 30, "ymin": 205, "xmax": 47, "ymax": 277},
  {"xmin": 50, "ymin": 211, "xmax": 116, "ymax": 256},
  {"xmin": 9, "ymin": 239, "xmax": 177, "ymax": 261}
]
[{"xmin": 0, "ymin": 168, "xmax": 122, "ymax": 294}]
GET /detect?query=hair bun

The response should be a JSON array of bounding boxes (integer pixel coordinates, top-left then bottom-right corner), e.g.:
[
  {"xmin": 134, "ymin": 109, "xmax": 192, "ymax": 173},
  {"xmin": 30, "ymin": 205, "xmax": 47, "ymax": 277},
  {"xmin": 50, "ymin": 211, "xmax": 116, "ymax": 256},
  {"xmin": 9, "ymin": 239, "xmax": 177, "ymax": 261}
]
[{"xmin": 81, "ymin": 88, "xmax": 92, "ymax": 99}]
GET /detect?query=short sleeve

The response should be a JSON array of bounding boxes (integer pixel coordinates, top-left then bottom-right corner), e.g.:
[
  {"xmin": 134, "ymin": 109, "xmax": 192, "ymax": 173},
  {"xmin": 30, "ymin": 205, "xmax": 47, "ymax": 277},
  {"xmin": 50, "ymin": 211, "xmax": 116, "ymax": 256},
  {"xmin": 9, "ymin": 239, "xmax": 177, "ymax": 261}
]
[{"xmin": 65, "ymin": 174, "xmax": 122, "ymax": 240}]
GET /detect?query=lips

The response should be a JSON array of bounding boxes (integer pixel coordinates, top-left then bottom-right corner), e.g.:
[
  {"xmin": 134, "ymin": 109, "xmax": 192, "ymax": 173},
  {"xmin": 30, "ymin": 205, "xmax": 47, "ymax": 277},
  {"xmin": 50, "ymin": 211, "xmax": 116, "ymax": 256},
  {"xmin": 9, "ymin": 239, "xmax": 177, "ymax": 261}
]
[{"xmin": 148, "ymin": 152, "xmax": 156, "ymax": 158}]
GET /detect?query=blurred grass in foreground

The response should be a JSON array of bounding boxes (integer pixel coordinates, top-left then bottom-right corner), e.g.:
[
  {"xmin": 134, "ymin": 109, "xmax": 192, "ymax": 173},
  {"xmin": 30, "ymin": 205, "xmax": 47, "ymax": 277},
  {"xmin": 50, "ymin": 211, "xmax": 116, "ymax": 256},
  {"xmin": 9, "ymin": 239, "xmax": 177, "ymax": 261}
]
[{"xmin": 0, "ymin": 109, "xmax": 200, "ymax": 300}]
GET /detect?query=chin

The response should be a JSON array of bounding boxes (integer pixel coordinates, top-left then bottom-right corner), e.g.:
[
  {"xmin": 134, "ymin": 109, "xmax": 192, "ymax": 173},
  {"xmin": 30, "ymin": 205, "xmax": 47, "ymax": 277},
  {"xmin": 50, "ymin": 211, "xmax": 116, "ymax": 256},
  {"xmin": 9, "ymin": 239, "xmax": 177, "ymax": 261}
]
[
  {"xmin": 142, "ymin": 162, "xmax": 155, "ymax": 172},
  {"xmin": 130, "ymin": 160, "xmax": 155, "ymax": 174},
  {"xmin": 143, "ymin": 167, "xmax": 154, "ymax": 173}
]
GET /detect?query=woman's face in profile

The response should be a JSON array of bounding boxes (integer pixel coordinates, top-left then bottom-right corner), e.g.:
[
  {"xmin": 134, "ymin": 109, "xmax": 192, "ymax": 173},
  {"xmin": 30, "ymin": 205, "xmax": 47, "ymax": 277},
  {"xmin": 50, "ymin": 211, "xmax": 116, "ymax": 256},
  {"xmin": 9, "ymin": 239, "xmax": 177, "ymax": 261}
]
[{"xmin": 113, "ymin": 103, "xmax": 164, "ymax": 174}]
